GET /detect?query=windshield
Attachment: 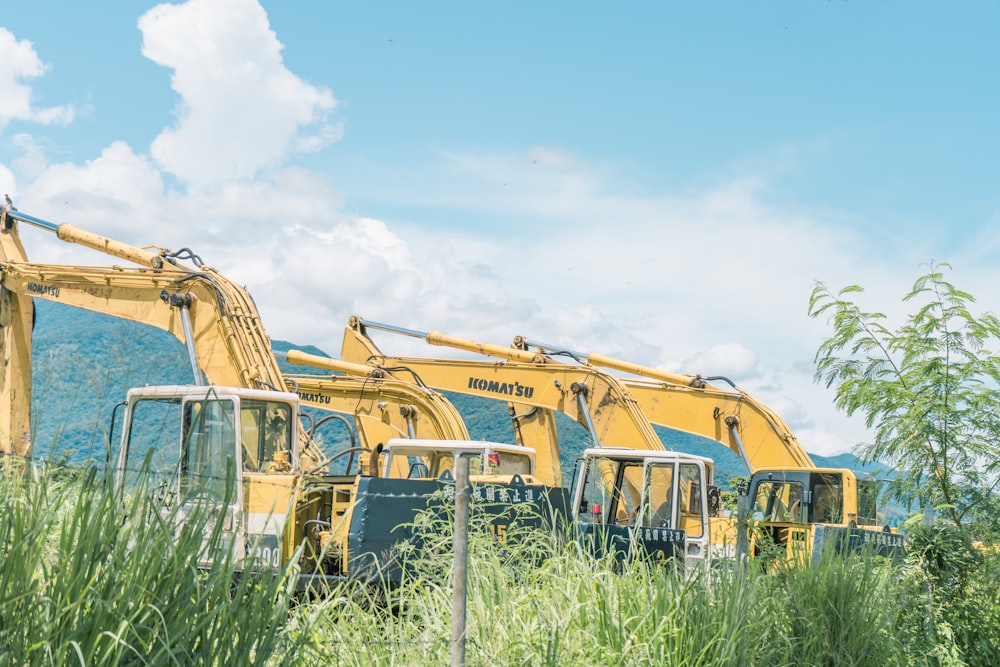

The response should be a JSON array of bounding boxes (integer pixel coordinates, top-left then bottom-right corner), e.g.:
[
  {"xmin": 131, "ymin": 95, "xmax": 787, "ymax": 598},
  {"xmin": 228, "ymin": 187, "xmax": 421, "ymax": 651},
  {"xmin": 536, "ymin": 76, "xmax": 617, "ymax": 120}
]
[
  {"xmin": 639, "ymin": 462, "xmax": 673, "ymax": 528},
  {"xmin": 239, "ymin": 399, "xmax": 293, "ymax": 473},
  {"xmin": 857, "ymin": 479, "xmax": 879, "ymax": 526},
  {"xmin": 475, "ymin": 450, "xmax": 532, "ymax": 476},
  {"xmin": 678, "ymin": 462, "xmax": 705, "ymax": 538},
  {"xmin": 121, "ymin": 396, "xmax": 183, "ymax": 498},
  {"xmin": 387, "ymin": 447, "xmax": 533, "ymax": 479},
  {"xmin": 181, "ymin": 398, "xmax": 237, "ymax": 502},
  {"xmin": 752, "ymin": 480, "xmax": 804, "ymax": 522},
  {"xmin": 120, "ymin": 395, "xmax": 241, "ymax": 506},
  {"xmin": 809, "ymin": 474, "xmax": 844, "ymax": 524},
  {"xmin": 578, "ymin": 457, "xmax": 643, "ymax": 526}
]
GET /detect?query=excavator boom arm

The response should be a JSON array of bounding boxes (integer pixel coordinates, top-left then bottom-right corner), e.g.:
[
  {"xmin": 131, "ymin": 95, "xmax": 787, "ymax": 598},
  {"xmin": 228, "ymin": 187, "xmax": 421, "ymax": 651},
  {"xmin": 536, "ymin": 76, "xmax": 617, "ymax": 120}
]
[
  {"xmin": 513, "ymin": 336, "xmax": 815, "ymax": 470},
  {"xmin": 288, "ymin": 373, "xmax": 470, "ymax": 448},
  {"xmin": 321, "ymin": 320, "xmax": 682, "ymax": 487},
  {"xmin": 622, "ymin": 380, "xmax": 814, "ymax": 470},
  {"xmin": 0, "ymin": 261, "xmax": 284, "ymax": 391}
]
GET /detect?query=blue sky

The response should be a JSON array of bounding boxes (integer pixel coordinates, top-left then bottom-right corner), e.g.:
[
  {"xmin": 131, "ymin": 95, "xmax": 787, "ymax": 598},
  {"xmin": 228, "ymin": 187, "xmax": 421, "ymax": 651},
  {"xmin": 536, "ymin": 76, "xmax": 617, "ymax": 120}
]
[{"xmin": 1, "ymin": 1, "xmax": 997, "ymax": 455}]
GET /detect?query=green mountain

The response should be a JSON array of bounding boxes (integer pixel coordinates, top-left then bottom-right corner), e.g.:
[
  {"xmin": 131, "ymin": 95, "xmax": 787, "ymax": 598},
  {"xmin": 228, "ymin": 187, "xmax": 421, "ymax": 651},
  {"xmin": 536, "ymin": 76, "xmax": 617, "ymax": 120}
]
[
  {"xmin": 31, "ymin": 302, "xmax": 879, "ymax": 495},
  {"xmin": 31, "ymin": 301, "xmax": 191, "ymax": 464},
  {"xmin": 270, "ymin": 342, "xmax": 874, "ymax": 490}
]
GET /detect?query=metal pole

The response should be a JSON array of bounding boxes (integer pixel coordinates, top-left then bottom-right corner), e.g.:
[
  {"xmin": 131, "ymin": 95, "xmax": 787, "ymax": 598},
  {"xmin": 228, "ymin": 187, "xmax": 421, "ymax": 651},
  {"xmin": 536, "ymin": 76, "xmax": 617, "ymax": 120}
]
[
  {"xmin": 572, "ymin": 384, "xmax": 601, "ymax": 446},
  {"xmin": 736, "ymin": 493, "xmax": 750, "ymax": 572},
  {"xmin": 724, "ymin": 416, "xmax": 752, "ymax": 474},
  {"xmin": 354, "ymin": 317, "xmax": 542, "ymax": 363},
  {"xmin": 451, "ymin": 453, "xmax": 470, "ymax": 667},
  {"xmin": 400, "ymin": 406, "xmax": 417, "ymax": 438},
  {"xmin": 178, "ymin": 305, "xmax": 203, "ymax": 385},
  {"xmin": 161, "ymin": 291, "xmax": 203, "ymax": 386},
  {"xmin": 355, "ymin": 317, "xmax": 428, "ymax": 339},
  {"xmin": 4, "ymin": 210, "xmax": 165, "ymax": 268},
  {"xmin": 3, "ymin": 209, "xmax": 60, "ymax": 232}
]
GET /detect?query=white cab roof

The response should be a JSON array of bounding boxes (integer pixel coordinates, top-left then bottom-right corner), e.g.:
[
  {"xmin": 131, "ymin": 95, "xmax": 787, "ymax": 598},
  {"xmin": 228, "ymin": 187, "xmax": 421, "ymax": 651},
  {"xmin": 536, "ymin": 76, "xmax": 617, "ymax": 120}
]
[
  {"xmin": 384, "ymin": 438, "xmax": 536, "ymax": 460},
  {"xmin": 580, "ymin": 447, "xmax": 714, "ymax": 465}
]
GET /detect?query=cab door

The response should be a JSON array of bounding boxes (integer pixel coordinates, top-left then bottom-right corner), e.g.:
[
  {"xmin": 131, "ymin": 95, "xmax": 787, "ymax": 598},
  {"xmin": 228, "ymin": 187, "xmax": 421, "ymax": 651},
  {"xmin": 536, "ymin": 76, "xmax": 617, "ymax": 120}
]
[
  {"xmin": 634, "ymin": 461, "xmax": 686, "ymax": 565},
  {"xmin": 572, "ymin": 455, "xmax": 686, "ymax": 565},
  {"xmin": 177, "ymin": 395, "xmax": 245, "ymax": 568},
  {"xmin": 639, "ymin": 460, "xmax": 707, "ymax": 568},
  {"xmin": 572, "ymin": 455, "xmax": 634, "ymax": 560},
  {"xmin": 115, "ymin": 391, "xmax": 245, "ymax": 569},
  {"xmin": 674, "ymin": 460, "xmax": 709, "ymax": 567}
]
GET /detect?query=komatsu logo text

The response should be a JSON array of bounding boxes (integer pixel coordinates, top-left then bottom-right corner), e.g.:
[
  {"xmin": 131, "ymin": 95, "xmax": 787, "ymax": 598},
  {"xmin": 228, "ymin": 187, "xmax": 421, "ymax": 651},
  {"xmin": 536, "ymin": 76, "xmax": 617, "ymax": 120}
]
[
  {"xmin": 297, "ymin": 391, "xmax": 331, "ymax": 405},
  {"xmin": 467, "ymin": 377, "xmax": 535, "ymax": 399},
  {"xmin": 27, "ymin": 283, "xmax": 59, "ymax": 297}
]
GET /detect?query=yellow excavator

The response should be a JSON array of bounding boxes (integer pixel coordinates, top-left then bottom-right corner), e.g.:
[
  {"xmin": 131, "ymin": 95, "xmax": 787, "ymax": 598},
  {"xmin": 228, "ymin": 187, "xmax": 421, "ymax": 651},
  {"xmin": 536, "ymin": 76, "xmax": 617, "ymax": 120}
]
[
  {"xmin": 287, "ymin": 359, "xmax": 472, "ymax": 469},
  {"xmin": 506, "ymin": 335, "xmax": 905, "ymax": 561},
  {"xmin": 367, "ymin": 320, "xmax": 904, "ymax": 563},
  {"xmin": 322, "ymin": 317, "xmax": 903, "ymax": 564},
  {"xmin": 284, "ymin": 360, "xmax": 572, "ymax": 574},
  {"xmin": 285, "ymin": 317, "xmax": 733, "ymax": 567},
  {"xmin": 0, "ymin": 206, "xmax": 554, "ymax": 583}
]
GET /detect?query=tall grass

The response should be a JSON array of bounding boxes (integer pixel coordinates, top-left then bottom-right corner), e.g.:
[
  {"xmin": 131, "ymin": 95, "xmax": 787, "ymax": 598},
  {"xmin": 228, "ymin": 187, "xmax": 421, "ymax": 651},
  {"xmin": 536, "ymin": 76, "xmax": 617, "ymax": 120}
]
[
  {"xmin": 0, "ymin": 461, "xmax": 316, "ymax": 666},
  {"xmin": 761, "ymin": 550, "xmax": 905, "ymax": 666},
  {"xmin": 289, "ymin": 508, "xmax": 999, "ymax": 667},
  {"xmin": 4, "ymin": 463, "xmax": 999, "ymax": 665}
]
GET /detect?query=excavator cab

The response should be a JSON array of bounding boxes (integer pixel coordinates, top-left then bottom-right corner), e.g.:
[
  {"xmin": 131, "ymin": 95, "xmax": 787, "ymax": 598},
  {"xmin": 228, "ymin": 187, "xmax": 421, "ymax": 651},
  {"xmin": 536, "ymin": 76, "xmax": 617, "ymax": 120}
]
[
  {"xmin": 337, "ymin": 438, "xmax": 570, "ymax": 580},
  {"xmin": 571, "ymin": 448, "xmax": 717, "ymax": 570},
  {"xmin": 744, "ymin": 469, "xmax": 904, "ymax": 563},
  {"xmin": 380, "ymin": 439, "xmax": 537, "ymax": 483},
  {"xmin": 4, "ymin": 207, "xmax": 577, "ymax": 587},
  {"xmin": 114, "ymin": 384, "xmax": 301, "ymax": 571}
]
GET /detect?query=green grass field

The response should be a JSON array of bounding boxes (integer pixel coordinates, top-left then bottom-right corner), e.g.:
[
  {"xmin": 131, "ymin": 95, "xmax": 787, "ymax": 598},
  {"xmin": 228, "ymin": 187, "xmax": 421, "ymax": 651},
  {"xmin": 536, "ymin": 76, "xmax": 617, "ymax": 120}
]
[{"xmin": 2, "ymin": 463, "xmax": 998, "ymax": 666}]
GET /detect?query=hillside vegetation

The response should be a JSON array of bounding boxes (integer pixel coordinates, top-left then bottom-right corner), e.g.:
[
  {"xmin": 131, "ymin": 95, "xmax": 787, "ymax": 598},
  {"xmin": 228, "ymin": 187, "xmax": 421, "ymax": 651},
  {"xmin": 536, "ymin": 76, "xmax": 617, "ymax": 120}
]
[{"xmin": 33, "ymin": 301, "xmax": 871, "ymax": 494}]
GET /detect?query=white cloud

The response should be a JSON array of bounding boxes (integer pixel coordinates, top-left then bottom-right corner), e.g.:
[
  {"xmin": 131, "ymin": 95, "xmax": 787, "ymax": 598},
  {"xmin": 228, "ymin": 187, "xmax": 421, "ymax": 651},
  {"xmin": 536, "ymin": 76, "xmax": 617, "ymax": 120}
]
[
  {"xmin": 22, "ymin": 141, "xmax": 165, "ymax": 245},
  {"xmin": 385, "ymin": 152, "xmax": 867, "ymax": 362},
  {"xmin": 0, "ymin": 28, "xmax": 74, "ymax": 131},
  {"xmin": 4, "ymin": 4, "xmax": 954, "ymax": 461},
  {"xmin": 6, "ymin": 132, "xmax": 889, "ymax": 460},
  {"xmin": 0, "ymin": 163, "xmax": 14, "ymax": 200},
  {"xmin": 139, "ymin": 0, "xmax": 339, "ymax": 186},
  {"xmin": 9, "ymin": 133, "xmax": 48, "ymax": 181},
  {"xmin": 795, "ymin": 427, "xmax": 856, "ymax": 460},
  {"xmin": 321, "ymin": 148, "xmax": 932, "ymax": 459},
  {"xmin": 682, "ymin": 343, "xmax": 761, "ymax": 381}
]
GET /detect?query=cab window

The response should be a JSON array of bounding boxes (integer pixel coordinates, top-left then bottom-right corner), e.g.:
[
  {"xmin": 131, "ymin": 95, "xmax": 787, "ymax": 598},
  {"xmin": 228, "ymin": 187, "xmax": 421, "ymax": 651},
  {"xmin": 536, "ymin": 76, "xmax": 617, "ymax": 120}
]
[
  {"xmin": 579, "ymin": 458, "xmax": 643, "ymax": 526},
  {"xmin": 121, "ymin": 396, "xmax": 183, "ymax": 497},
  {"xmin": 430, "ymin": 452, "xmax": 455, "ymax": 478},
  {"xmin": 180, "ymin": 398, "xmax": 237, "ymax": 502},
  {"xmin": 489, "ymin": 451, "xmax": 532, "ymax": 476},
  {"xmin": 809, "ymin": 474, "xmax": 844, "ymax": 524},
  {"xmin": 753, "ymin": 480, "xmax": 804, "ymax": 522},
  {"xmin": 678, "ymin": 463, "xmax": 705, "ymax": 538},
  {"xmin": 240, "ymin": 400, "xmax": 292, "ymax": 473},
  {"xmin": 857, "ymin": 479, "xmax": 879, "ymax": 526},
  {"xmin": 640, "ymin": 463, "xmax": 674, "ymax": 528}
]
